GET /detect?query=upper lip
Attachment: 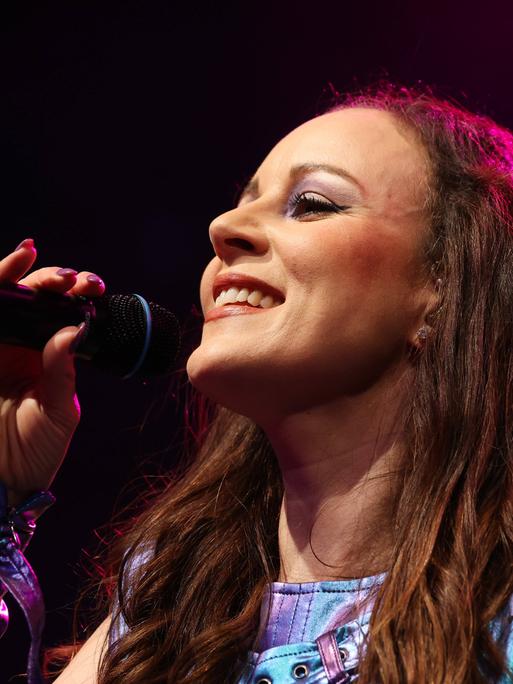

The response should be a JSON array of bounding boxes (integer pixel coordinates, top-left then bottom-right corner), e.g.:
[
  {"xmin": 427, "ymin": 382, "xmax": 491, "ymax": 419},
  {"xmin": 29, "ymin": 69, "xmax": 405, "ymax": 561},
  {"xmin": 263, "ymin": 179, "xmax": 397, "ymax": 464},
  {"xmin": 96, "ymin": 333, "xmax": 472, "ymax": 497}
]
[{"xmin": 212, "ymin": 272, "xmax": 285, "ymax": 303}]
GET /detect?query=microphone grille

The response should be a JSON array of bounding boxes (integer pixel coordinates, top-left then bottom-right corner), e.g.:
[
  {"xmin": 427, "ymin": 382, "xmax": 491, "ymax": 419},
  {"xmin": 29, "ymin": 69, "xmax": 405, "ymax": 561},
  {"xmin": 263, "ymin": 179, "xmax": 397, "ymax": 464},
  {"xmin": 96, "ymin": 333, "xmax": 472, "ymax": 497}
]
[{"xmin": 90, "ymin": 294, "xmax": 181, "ymax": 380}]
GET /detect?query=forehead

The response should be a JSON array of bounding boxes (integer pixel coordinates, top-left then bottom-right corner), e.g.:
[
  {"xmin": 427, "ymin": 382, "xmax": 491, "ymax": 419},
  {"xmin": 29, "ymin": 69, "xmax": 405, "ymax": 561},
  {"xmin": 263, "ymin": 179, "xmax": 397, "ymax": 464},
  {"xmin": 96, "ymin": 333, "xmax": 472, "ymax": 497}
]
[{"xmin": 258, "ymin": 107, "xmax": 428, "ymax": 210}]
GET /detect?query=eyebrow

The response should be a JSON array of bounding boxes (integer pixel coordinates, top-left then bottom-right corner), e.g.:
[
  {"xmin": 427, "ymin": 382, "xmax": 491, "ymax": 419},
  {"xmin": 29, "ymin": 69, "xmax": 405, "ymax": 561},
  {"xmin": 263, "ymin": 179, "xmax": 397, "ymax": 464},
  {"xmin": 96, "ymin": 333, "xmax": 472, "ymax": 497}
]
[{"xmin": 238, "ymin": 162, "xmax": 366, "ymax": 202}]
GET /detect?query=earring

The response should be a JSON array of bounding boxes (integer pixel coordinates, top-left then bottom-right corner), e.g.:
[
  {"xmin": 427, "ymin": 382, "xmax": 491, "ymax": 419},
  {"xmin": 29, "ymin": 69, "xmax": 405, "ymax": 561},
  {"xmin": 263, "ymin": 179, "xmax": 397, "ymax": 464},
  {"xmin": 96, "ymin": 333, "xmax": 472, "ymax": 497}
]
[{"xmin": 416, "ymin": 326, "xmax": 429, "ymax": 341}]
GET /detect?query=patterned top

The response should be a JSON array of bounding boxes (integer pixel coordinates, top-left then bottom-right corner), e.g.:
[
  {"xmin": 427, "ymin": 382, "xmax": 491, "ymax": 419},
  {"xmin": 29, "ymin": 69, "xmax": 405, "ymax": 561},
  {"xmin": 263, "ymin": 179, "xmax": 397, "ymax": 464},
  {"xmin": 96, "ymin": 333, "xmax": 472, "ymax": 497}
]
[
  {"xmin": 237, "ymin": 574, "xmax": 383, "ymax": 684},
  {"xmin": 236, "ymin": 574, "xmax": 513, "ymax": 683},
  {"xmin": 111, "ymin": 558, "xmax": 513, "ymax": 683}
]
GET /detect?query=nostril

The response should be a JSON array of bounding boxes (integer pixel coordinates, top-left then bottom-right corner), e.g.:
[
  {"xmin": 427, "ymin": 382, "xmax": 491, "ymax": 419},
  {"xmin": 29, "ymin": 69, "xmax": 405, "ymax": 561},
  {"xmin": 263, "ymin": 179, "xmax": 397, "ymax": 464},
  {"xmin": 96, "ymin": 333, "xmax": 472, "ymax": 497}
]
[{"xmin": 225, "ymin": 237, "xmax": 254, "ymax": 251}]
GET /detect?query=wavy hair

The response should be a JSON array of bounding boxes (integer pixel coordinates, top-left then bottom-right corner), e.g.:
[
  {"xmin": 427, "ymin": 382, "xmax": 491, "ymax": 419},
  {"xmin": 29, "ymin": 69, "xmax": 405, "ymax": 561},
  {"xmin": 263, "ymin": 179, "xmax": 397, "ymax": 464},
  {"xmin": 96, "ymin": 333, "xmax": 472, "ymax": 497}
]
[{"xmin": 52, "ymin": 83, "xmax": 513, "ymax": 683}]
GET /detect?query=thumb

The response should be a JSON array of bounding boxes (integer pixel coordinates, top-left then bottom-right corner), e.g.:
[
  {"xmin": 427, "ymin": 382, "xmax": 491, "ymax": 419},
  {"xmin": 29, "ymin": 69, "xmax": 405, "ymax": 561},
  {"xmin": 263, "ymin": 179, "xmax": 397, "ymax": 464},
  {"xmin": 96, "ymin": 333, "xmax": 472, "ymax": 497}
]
[{"xmin": 38, "ymin": 323, "xmax": 85, "ymax": 414}]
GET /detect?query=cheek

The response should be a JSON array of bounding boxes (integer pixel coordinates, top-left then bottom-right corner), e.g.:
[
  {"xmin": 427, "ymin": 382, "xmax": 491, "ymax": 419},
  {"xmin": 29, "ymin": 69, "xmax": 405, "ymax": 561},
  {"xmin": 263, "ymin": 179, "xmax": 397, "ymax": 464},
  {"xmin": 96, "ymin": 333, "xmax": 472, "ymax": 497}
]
[
  {"xmin": 340, "ymin": 234, "xmax": 391, "ymax": 285},
  {"xmin": 289, "ymin": 222, "xmax": 412, "ymax": 296},
  {"xmin": 285, "ymin": 221, "xmax": 421, "ymax": 350},
  {"xmin": 346, "ymin": 213, "xmax": 420, "ymax": 276}
]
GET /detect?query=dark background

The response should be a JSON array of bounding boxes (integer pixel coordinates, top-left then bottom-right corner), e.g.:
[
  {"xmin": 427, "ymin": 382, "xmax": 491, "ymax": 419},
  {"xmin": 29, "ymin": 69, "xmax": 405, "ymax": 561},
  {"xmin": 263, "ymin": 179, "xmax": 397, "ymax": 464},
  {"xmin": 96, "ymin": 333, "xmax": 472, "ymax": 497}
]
[{"xmin": 2, "ymin": 1, "xmax": 512, "ymax": 680}]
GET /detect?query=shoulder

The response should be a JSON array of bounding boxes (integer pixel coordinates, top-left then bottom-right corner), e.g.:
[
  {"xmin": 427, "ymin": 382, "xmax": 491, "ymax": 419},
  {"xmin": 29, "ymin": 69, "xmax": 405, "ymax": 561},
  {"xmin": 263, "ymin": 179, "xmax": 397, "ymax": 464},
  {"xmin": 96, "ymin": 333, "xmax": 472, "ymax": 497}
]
[
  {"xmin": 56, "ymin": 542, "xmax": 156, "ymax": 681},
  {"xmin": 53, "ymin": 617, "xmax": 111, "ymax": 683}
]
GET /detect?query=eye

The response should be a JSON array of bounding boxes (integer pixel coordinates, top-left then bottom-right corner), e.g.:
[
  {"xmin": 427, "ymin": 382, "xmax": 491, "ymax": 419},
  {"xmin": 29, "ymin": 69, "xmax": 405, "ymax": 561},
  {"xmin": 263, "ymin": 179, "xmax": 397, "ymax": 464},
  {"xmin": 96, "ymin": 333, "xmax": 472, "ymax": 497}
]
[{"xmin": 289, "ymin": 191, "xmax": 348, "ymax": 218}]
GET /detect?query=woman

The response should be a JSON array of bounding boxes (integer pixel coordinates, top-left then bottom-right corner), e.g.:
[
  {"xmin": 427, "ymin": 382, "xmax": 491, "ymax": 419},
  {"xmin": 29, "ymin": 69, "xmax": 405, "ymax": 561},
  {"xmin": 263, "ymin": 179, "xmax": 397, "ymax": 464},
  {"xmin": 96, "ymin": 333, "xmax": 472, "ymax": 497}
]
[{"xmin": 3, "ymin": 83, "xmax": 513, "ymax": 683}]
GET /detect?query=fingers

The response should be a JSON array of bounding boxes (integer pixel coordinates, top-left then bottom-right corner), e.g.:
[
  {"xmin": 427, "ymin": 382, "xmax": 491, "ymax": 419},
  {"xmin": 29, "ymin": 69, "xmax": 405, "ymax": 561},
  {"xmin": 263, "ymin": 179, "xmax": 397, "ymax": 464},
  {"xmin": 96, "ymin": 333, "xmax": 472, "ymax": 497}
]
[
  {"xmin": 69, "ymin": 271, "xmax": 106, "ymax": 296},
  {"xmin": 1, "ymin": 237, "xmax": 105, "ymax": 300},
  {"xmin": 0, "ymin": 238, "xmax": 38, "ymax": 283},
  {"xmin": 39, "ymin": 324, "xmax": 82, "ymax": 422},
  {"xmin": 19, "ymin": 267, "xmax": 106, "ymax": 297}
]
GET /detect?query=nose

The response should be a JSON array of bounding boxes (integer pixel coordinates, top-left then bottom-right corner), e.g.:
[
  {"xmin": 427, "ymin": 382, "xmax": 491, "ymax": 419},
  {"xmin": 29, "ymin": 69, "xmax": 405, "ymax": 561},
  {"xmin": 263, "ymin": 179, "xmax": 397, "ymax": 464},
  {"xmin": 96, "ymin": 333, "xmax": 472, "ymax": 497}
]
[{"xmin": 208, "ymin": 205, "xmax": 270, "ymax": 262}]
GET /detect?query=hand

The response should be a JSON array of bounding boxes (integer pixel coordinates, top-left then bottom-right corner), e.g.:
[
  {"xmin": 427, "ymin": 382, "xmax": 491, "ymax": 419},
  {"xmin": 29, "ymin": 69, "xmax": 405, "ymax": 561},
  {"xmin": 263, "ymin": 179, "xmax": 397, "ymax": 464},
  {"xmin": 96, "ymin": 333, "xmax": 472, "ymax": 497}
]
[{"xmin": 0, "ymin": 239, "xmax": 106, "ymax": 506}]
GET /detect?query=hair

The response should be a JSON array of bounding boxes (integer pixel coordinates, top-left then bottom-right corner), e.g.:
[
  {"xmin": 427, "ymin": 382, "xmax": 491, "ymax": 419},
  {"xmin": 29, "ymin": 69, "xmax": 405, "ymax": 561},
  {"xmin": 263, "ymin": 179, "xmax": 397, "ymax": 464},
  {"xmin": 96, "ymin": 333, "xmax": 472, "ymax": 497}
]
[{"xmin": 50, "ymin": 83, "xmax": 513, "ymax": 683}]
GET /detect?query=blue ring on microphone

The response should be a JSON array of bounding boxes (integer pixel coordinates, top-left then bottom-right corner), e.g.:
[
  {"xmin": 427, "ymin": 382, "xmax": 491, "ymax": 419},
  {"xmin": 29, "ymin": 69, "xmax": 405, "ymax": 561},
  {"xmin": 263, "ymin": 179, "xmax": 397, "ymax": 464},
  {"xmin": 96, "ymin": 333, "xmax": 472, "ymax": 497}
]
[{"xmin": 122, "ymin": 294, "xmax": 152, "ymax": 380}]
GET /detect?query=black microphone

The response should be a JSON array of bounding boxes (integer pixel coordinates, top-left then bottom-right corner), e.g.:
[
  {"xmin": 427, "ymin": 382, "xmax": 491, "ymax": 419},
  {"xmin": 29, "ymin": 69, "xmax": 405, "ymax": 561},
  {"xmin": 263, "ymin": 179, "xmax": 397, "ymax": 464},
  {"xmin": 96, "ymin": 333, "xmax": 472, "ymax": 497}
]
[{"xmin": 0, "ymin": 282, "xmax": 181, "ymax": 381}]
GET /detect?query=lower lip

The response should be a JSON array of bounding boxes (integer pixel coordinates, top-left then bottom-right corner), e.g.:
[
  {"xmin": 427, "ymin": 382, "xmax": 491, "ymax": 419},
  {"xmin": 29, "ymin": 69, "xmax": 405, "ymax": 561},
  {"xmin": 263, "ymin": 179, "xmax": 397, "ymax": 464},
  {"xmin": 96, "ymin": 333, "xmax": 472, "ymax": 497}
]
[{"xmin": 204, "ymin": 304, "xmax": 275, "ymax": 323}]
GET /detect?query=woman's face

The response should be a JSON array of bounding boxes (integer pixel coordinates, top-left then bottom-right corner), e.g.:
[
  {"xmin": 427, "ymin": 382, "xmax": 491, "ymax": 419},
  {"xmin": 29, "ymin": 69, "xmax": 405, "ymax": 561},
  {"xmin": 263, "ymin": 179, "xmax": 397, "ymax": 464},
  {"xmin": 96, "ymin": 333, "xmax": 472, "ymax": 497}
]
[{"xmin": 187, "ymin": 107, "xmax": 435, "ymax": 421}]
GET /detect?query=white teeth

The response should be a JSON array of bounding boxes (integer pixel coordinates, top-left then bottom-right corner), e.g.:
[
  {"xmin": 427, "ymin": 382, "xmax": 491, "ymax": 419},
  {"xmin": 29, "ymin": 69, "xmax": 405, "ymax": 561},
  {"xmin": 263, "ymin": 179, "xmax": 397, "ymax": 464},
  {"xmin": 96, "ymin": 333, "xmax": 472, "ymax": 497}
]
[
  {"xmin": 260, "ymin": 295, "xmax": 274, "ymax": 308},
  {"xmin": 225, "ymin": 287, "xmax": 239, "ymax": 303},
  {"xmin": 247, "ymin": 290, "xmax": 263, "ymax": 306},
  {"xmin": 215, "ymin": 290, "xmax": 226, "ymax": 306},
  {"xmin": 214, "ymin": 285, "xmax": 281, "ymax": 309}
]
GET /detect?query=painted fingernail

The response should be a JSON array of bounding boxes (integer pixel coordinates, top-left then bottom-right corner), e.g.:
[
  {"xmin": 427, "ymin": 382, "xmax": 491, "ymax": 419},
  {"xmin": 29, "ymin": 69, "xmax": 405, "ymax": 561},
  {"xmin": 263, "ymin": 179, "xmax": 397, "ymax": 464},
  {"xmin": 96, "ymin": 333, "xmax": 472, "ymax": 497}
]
[
  {"xmin": 56, "ymin": 268, "xmax": 78, "ymax": 277},
  {"xmin": 86, "ymin": 274, "xmax": 104, "ymax": 285},
  {"xmin": 69, "ymin": 322, "xmax": 87, "ymax": 355},
  {"xmin": 15, "ymin": 238, "xmax": 34, "ymax": 251}
]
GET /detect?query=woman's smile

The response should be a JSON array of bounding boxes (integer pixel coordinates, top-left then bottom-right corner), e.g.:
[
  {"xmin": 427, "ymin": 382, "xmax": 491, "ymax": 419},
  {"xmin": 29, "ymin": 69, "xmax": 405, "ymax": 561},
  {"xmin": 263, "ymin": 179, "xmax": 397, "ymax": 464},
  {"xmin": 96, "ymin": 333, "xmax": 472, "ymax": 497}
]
[{"xmin": 205, "ymin": 272, "xmax": 286, "ymax": 322}]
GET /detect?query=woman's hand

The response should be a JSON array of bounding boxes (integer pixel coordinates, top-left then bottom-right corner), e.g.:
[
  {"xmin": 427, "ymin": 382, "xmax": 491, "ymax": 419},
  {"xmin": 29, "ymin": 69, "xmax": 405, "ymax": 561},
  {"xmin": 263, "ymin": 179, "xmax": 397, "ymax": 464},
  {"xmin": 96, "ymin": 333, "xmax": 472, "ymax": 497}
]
[{"xmin": 0, "ymin": 239, "xmax": 106, "ymax": 506}]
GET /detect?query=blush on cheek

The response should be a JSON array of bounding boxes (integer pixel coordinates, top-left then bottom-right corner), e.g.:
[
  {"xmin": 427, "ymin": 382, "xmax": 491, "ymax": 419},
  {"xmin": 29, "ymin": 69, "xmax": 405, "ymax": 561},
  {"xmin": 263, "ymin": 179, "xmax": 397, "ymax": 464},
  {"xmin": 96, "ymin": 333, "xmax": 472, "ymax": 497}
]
[
  {"xmin": 335, "ymin": 233, "xmax": 396, "ymax": 295},
  {"xmin": 336, "ymin": 237, "xmax": 423, "ymax": 333}
]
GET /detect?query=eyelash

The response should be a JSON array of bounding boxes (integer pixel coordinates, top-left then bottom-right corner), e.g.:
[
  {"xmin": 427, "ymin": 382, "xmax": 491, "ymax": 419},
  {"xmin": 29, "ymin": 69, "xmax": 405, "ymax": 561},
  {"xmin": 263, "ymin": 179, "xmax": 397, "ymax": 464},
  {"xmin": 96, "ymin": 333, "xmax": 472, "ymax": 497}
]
[{"xmin": 289, "ymin": 192, "xmax": 348, "ymax": 217}]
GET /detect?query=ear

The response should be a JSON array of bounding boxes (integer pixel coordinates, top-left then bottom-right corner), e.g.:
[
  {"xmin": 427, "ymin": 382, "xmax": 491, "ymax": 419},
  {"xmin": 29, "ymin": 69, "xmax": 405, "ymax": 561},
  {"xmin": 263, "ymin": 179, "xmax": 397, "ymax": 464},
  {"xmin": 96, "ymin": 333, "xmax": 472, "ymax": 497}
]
[{"xmin": 408, "ymin": 276, "xmax": 443, "ymax": 351}]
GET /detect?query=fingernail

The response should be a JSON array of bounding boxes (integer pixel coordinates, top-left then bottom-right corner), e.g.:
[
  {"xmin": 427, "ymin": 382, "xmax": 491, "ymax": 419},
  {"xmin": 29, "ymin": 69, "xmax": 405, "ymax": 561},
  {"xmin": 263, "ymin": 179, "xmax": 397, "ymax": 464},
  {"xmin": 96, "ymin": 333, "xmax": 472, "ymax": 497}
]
[
  {"xmin": 56, "ymin": 268, "xmax": 78, "ymax": 277},
  {"xmin": 15, "ymin": 238, "xmax": 34, "ymax": 251},
  {"xmin": 86, "ymin": 274, "xmax": 104, "ymax": 285},
  {"xmin": 69, "ymin": 322, "xmax": 87, "ymax": 355}
]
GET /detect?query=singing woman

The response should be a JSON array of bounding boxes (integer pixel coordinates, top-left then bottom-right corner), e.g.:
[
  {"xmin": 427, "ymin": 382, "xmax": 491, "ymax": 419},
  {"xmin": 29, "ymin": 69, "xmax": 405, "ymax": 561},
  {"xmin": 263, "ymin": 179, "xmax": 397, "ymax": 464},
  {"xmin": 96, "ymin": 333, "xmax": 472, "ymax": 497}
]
[{"xmin": 2, "ymin": 82, "xmax": 513, "ymax": 683}]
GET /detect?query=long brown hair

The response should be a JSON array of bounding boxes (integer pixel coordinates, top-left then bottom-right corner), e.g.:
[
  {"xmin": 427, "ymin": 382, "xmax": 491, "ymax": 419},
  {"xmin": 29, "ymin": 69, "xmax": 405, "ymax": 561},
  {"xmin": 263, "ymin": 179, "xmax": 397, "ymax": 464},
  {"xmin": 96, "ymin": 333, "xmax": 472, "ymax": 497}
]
[{"xmin": 66, "ymin": 83, "xmax": 513, "ymax": 683}]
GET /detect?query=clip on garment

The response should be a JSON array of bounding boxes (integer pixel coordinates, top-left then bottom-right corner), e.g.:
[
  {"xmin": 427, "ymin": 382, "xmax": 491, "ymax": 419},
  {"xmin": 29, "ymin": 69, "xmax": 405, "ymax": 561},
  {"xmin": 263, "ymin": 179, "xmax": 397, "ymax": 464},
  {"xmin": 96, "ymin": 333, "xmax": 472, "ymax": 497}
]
[
  {"xmin": 0, "ymin": 481, "xmax": 55, "ymax": 684},
  {"xmin": 236, "ymin": 577, "xmax": 382, "ymax": 683}
]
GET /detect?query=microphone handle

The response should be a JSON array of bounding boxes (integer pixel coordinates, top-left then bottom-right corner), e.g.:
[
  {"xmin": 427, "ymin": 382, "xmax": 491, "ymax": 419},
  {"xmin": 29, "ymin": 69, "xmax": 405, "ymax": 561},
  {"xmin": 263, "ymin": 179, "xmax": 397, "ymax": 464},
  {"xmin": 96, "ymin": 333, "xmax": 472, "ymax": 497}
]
[{"xmin": 0, "ymin": 282, "xmax": 99, "ymax": 353}]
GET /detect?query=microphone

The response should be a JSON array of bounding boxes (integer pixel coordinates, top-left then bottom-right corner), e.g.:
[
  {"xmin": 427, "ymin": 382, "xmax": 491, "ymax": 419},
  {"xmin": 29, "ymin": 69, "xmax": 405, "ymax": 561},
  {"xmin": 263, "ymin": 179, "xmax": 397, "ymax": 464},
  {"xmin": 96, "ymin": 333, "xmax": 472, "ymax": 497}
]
[{"xmin": 0, "ymin": 282, "xmax": 181, "ymax": 381}]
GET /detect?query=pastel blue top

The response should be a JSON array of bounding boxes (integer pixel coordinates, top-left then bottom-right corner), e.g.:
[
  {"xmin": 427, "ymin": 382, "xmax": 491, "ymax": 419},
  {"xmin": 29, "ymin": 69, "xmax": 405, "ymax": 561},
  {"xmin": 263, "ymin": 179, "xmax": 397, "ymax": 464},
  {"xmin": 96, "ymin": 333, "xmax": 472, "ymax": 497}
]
[
  {"xmin": 237, "ymin": 575, "xmax": 513, "ymax": 683},
  {"xmin": 237, "ymin": 574, "xmax": 384, "ymax": 684},
  {"xmin": 111, "ymin": 560, "xmax": 513, "ymax": 683}
]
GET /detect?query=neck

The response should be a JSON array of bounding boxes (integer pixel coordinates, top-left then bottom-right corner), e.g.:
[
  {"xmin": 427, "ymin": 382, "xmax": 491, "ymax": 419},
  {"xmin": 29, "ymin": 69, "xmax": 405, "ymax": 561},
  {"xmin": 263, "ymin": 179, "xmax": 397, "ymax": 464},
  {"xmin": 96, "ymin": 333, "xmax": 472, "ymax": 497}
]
[{"xmin": 263, "ymin": 384, "xmax": 406, "ymax": 583}]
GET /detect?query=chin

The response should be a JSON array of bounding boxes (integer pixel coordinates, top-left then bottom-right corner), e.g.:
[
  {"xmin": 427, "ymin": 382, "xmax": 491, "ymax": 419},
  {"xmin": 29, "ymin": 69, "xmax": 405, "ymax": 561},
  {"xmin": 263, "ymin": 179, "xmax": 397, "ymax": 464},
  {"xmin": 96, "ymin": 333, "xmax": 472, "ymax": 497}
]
[{"xmin": 186, "ymin": 345, "xmax": 277, "ymax": 421}]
